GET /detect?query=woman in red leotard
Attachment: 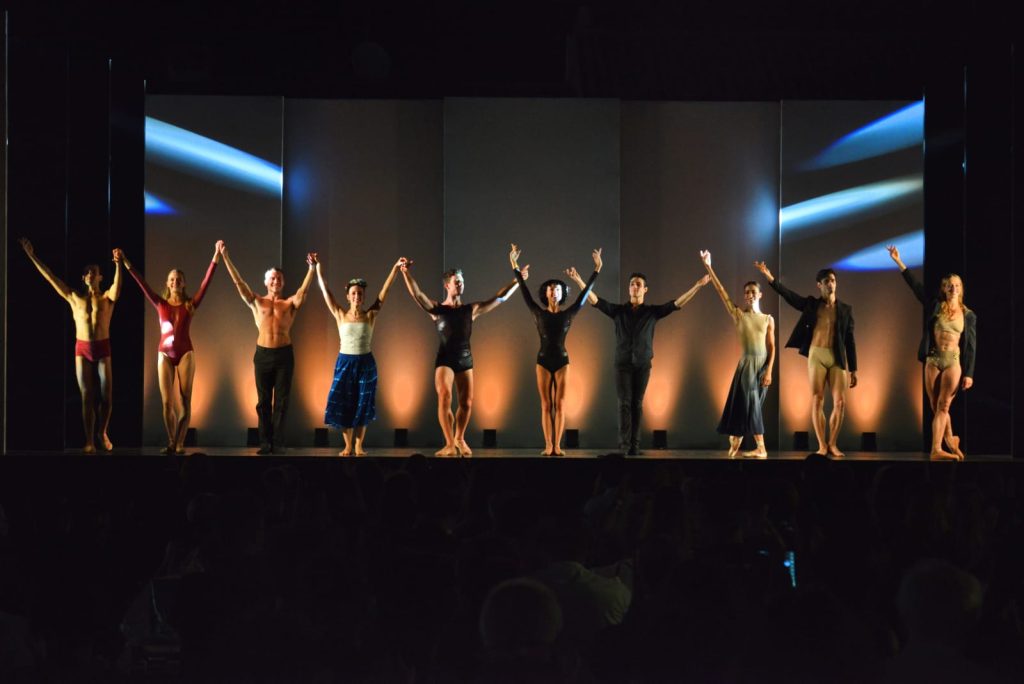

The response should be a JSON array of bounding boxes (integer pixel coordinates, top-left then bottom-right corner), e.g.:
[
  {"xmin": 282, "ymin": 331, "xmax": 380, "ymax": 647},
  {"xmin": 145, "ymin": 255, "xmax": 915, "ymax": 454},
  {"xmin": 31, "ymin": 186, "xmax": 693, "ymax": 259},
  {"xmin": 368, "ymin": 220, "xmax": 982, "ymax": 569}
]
[{"xmin": 115, "ymin": 242, "xmax": 221, "ymax": 454}]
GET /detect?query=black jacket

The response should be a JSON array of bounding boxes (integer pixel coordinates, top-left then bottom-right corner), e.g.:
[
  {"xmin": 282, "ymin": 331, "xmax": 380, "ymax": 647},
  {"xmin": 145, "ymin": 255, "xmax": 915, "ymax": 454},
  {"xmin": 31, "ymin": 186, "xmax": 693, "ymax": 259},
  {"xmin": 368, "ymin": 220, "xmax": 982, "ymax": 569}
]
[
  {"xmin": 900, "ymin": 268, "xmax": 977, "ymax": 378},
  {"xmin": 769, "ymin": 279, "xmax": 857, "ymax": 372}
]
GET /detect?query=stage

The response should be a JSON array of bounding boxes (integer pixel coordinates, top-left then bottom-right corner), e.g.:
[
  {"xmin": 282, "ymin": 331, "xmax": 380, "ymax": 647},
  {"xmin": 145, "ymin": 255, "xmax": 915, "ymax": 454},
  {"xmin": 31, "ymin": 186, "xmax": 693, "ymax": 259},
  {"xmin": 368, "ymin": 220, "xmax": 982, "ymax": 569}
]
[{"xmin": 0, "ymin": 447, "xmax": 1013, "ymax": 462}]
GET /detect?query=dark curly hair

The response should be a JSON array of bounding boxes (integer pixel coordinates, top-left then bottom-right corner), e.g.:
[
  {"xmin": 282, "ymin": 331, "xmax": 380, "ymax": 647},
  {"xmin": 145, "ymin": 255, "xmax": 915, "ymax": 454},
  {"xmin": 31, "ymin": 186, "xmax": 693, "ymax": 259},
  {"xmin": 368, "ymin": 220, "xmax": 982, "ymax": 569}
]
[{"xmin": 538, "ymin": 279, "xmax": 569, "ymax": 305}]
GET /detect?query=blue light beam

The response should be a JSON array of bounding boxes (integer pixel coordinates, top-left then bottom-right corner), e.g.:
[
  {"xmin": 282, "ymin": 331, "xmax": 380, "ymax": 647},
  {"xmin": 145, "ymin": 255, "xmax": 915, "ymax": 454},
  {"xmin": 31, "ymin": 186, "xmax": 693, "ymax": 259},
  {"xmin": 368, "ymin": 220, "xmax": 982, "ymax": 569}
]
[
  {"xmin": 833, "ymin": 230, "xmax": 924, "ymax": 271},
  {"xmin": 805, "ymin": 102, "xmax": 924, "ymax": 170},
  {"xmin": 144, "ymin": 191, "xmax": 175, "ymax": 215},
  {"xmin": 780, "ymin": 175, "xmax": 922, "ymax": 236},
  {"xmin": 145, "ymin": 117, "xmax": 283, "ymax": 195}
]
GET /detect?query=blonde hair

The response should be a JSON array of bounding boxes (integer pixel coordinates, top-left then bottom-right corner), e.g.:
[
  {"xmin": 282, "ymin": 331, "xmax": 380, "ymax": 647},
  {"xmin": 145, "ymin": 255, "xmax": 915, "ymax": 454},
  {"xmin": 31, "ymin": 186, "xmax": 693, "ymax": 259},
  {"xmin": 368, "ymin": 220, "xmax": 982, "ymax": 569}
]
[
  {"xmin": 939, "ymin": 273, "xmax": 970, "ymax": 316},
  {"xmin": 162, "ymin": 269, "xmax": 194, "ymax": 311}
]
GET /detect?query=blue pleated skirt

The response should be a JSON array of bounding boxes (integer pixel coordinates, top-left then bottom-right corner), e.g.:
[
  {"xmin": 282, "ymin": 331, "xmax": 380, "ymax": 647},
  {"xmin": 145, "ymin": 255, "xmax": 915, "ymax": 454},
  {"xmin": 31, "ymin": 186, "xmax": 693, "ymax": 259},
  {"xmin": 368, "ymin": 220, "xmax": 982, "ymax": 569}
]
[
  {"xmin": 716, "ymin": 352, "xmax": 767, "ymax": 437},
  {"xmin": 324, "ymin": 353, "xmax": 377, "ymax": 428}
]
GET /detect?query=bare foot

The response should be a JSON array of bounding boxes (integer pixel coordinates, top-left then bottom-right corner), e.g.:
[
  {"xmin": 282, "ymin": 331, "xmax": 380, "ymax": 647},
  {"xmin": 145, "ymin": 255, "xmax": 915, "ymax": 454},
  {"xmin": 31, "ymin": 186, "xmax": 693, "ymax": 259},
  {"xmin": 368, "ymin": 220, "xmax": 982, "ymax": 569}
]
[
  {"xmin": 930, "ymin": 449, "xmax": 959, "ymax": 461},
  {"xmin": 354, "ymin": 448, "xmax": 367, "ymax": 456},
  {"xmin": 552, "ymin": 449, "xmax": 565, "ymax": 457},
  {"xmin": 435, "ymin": 445, "xmax": 458, "ymax": 457},
  {"xmin": 742, "ymin": 449, "xmax": 768, "ymax": 459},
  {"xmin": 100, "ymin": 434, "xmax": 114, "ymax": 451},
  {"xmin": 827, "ymin": 445, "xmax": 845, "ymax": 458},
  {"xmin": 815, "ymin": 447, "xmax": 830, "ymax": 456},
  {"xmin": 457, "ymin": 440, "xmax": 473, "ymax": 456},
  {"xmin": 945, "ymin": 435, "xmax": 965, "ymax": 460},
  {"xmin": 339, "ymin": 449, "xmax": 353, "ymax": 457},
  {"xmin": 83, "ymin": 444, "xmax": 97, "ymax": 454}
]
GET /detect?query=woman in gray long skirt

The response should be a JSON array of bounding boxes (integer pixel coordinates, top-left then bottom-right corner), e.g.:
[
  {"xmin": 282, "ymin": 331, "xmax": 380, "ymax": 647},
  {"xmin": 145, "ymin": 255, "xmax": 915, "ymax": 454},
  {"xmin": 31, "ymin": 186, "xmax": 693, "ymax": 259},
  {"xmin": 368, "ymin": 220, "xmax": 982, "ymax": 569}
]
[{"xmin": 700, "ymin": 250, "xmax": 776, "ymax": 458}]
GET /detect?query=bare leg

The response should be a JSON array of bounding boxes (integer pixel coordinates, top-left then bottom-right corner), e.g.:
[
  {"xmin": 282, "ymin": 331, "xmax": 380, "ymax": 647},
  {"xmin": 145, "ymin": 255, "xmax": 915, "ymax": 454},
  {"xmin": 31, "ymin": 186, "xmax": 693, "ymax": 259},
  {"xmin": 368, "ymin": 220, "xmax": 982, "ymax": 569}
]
[
  {"xmin": 157, "ymin": 354, "xmax": 180, "ymax": 453},
  {"xmin": 807, "ymin": 360, "xmax": 829, "ymax": 455},
  {"xmin": 453, "ymin": 370, "xmax": 474, "ymax": 456},
  {"xmin": 727, "ymin": 435, "xmax": 742, "ymax": 458},
  {"xmin": 75, "ymin": 357, "xmax": 97, "ymax": 453},
  {"xmin": 825, "ymin": 365, "xmax": 848, "ymax": 457},
  {"xmin": 743, "ymin": 434, "xmax": 768, "ymax": 458},
  {"xmin": 353, "ymin": 425, "xmax": 368, "ymax": 455},
  {"xmin": 173, "ymin": 352, "xmax": 196, "ymax": 453},
  {"xmin": 96, "ymin": 357, "xmax": 114, "ymax": 450},
  {"xmin": 928, "ymin": 362, "xmax": 961, "ymax": 460},
  {"xmin": 340, "ymin": 428, "xmax": 354, "ymax": 456},
  {"xmin": 551, "ymin": 366, "xmax": 568, "ymax": 456},
  {"xmin": 923, "ymin": 362, "xmax": 962, "ymax": 458},
  {"xmin": 535, "ymin": 366, "xmax": 555, "ymax": 455},
  {"xmin": 434, "ymin": 367, "xmax": 458, "ymax": 456}
]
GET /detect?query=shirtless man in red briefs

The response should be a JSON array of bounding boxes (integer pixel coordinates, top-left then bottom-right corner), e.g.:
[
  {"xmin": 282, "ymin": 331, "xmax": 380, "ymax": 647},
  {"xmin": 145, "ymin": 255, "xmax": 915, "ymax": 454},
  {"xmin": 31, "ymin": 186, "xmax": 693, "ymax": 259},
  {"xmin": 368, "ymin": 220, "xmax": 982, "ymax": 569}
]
[{"xmin": 20, "ymin": 237, "xmax": 122, "ymax": 453}]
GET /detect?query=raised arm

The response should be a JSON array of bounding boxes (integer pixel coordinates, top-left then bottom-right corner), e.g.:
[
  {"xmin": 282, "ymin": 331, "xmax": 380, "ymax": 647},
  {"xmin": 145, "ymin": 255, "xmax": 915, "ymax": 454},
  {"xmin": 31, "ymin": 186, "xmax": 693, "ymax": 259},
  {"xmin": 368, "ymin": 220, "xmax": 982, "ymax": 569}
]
[
  {"xmin": 762, "ymin": 315, "xmax": 776, "ymax": 387},
  {"xmin": 475, "ymin": 265, "xmax": 529, "ymax": 318},
  {"xmin": 289, "ymin": 252, "xmax": 317, "ymax": 309},
  {"xmin": 190, "ymin": 241, "xmax": 222, "ymax": 309},
  {"xmin": 315, "ymin": 260, "xmax": 342, "ymax": 315},
  {"xmin": 567, "ymin": 248, "xmax": 602, "ymax": 311},
  {"xmin": 20, "ymin": 238, "xmax": 73, "ymax": 300},
  {"xmin": 400, "ymin": 261, "xmax": 438, "ymax": 313},
  {"xmin": 887, "ymin": 245, "xmax": 925, "ymax": 304},
  {"xmin": 509, "ymin": 243, "xmax": 539, "ymax": 310},
  {"xmin": 368, "ymin": 258, "xmax": 404, "ymax": 312},
  {"xmin": 673, "ymin": 274, "xmax": 710, "ymax": 309},
  {"xmin": 116, "ymin": 248, "xmax": 162, "ymax": 308},
  {"xmin": 107, "ymin": 255, "xmax": 123, "ymax": 302},
  {"xmin": 757, "ymin": 261, "xmax": 806, "ymax": 311},
  {"xmin": 566, "ymin": 266, "xmax": 599, "ymax": 307},
  {"xmin": 219, "ymin": 243, "xmax": 256, "ymax": 305},
  {"xmin": 700, "ymin": 250, "xmax": 737, "ymax": 318}
]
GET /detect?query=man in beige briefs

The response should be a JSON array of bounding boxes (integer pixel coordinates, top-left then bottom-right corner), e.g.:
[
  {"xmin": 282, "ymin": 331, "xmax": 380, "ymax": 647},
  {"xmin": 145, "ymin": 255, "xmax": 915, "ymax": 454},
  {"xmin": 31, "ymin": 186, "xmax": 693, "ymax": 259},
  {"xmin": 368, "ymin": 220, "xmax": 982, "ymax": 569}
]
[
  {"xmin": 755, "ymin": 262, "xmax": 857, "ymax": 457},
  {"xmin": 20, "ymin": 237, "xmax": 122, "ymax": 453},
  {"xmin": 220, "ymin": 242, "xmax": 316, "ymax": 454}
]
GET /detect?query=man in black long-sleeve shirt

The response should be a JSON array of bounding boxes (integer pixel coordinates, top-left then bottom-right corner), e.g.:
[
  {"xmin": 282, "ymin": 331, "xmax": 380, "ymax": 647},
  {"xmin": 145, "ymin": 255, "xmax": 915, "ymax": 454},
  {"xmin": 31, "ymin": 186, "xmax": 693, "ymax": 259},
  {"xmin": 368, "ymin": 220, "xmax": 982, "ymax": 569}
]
[{"xmin": 571, "ymin": 270, "xmax": 709, "ymax": 454}]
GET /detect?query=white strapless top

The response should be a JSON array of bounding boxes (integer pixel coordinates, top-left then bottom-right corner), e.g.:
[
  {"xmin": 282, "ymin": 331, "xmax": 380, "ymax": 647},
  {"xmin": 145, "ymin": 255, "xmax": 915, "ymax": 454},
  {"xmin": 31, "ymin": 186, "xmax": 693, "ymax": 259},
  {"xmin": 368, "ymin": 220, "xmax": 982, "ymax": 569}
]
[{"xmin": 339, "ymin": 321, "xmax": 373, "ymax": 354}]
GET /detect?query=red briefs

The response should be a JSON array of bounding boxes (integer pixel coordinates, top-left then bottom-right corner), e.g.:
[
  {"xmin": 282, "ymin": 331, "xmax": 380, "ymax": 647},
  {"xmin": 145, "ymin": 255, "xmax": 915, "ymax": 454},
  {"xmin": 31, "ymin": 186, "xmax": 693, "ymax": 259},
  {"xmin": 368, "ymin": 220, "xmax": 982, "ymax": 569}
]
[
  {"xmin": 128, "ymin": 261, "xmax": 217, "ymax": 367},
  {"xmin": 75, "ymin": 338, "xmax": 112, "ymax": 363}
]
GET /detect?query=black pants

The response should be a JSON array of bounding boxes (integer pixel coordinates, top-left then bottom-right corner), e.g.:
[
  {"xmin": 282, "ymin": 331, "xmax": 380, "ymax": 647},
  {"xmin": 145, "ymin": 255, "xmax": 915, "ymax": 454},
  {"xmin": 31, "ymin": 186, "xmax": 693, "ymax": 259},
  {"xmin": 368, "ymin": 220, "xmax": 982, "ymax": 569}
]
[
  {"xmin": 615, "ymin": 364, "xmax": 651, "ymax": 451},
  {"xmin": 254, "ymin": 345, "xmax": 294, "ymax": 449}
]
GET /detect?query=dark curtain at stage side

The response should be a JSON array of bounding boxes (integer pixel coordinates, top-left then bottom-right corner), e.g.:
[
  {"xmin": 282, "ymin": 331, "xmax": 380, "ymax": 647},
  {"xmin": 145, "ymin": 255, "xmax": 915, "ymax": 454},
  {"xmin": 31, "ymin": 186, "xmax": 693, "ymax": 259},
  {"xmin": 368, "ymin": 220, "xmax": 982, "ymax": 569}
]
[
  {"xmin": 443, "ymin": 98, "xmax": 621, "ymax": 449},
  {"xmin": 282, "ymin": 100, "xmax": 443, "ymax": 449},
  {"xmin": 779, "ymin": 101, "xmax": 924, "ymax": 451},
  {"xmin": 144, "ymin": 96, "xmax": 283, "ymax": 447},
  {"xmin": 622, "ymin": 102, "xmax": 781, "ymax": 450}
]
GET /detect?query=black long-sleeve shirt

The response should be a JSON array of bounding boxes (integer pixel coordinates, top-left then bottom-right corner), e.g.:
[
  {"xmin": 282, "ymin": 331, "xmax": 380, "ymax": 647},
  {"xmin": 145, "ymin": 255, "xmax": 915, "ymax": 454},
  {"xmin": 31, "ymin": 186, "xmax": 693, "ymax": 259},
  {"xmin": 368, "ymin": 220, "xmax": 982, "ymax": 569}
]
[{"xmin": 593, "ymin": 297, "xmax": 679, "ymax": 368}]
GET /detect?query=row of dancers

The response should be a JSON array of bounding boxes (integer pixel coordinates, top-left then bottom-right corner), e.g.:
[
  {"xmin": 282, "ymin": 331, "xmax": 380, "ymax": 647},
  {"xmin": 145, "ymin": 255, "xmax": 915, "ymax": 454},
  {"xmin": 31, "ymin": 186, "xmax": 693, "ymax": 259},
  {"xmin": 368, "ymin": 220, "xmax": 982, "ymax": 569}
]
[{"xmin": 18, "ymin": 237, "xmax": 975, "ymax": 460}]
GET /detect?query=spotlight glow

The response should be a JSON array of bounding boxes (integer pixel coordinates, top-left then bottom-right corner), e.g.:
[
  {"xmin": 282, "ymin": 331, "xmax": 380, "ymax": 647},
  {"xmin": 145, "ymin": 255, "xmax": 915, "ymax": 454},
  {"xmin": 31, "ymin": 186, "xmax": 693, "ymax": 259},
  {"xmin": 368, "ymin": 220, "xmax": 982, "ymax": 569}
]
[
  {"xmin": 833, "ymin": 230, "xmax": 924, "ymax": 271},
  {"xmin": 144, "ymin": 191, "xmax": 175, "ymax": 214},
  {"xmin": 780, "ymin": 175, "xmax": 922, "ymax": 235},
  {"xmin": 805, "ymin": 102, "xmax": 924, "ymax": 169},
  {"xmin": 145, "ymin": 117, "xmax": 283, "ymax": 195}
]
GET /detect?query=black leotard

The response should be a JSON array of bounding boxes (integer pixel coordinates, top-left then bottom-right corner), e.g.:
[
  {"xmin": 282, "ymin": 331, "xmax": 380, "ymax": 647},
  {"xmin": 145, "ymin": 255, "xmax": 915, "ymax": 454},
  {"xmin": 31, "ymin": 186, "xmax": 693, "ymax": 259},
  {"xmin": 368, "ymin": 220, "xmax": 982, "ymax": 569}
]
[
  {"xmin": 430, "ymin": 303, "xmax": 474, "ymax": 372},
  {"xmin": 515, "ymin": 269, "xmax": 599, "ymax": 372}
]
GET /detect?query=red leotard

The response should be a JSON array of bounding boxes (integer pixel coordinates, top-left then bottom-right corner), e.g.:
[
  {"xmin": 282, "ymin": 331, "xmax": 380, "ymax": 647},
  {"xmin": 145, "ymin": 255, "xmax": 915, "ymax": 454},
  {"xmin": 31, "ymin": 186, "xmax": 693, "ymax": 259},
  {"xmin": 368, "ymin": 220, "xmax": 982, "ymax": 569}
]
[{"xmin": 128, "ymin": 261, "xmax": 217, "ymax": 366}]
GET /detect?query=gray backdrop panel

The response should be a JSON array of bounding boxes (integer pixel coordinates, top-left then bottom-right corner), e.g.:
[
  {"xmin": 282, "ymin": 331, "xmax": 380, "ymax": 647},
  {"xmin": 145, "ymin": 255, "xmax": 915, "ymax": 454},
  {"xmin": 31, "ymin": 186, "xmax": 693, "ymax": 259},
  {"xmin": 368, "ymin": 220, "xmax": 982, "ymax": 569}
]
[
  {"xmin": 144, "ymin": 96, "xmax": 283, "ymax": 447},
  {"xmin": 282, "ymin": 99, "xmax": 443, "ymax": 448},
  {"xmin": 442, "ymin": 98, "xmax": 621, "ymax": 449},
  {"xmin": 622, "ymin": 102, "xmax": 781, "ymax": 449}
]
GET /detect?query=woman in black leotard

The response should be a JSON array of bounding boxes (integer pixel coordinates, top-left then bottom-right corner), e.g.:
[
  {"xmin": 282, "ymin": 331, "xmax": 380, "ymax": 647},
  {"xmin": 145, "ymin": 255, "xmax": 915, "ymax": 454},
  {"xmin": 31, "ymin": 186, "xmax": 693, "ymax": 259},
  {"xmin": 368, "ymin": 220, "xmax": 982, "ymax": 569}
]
[
  {"xmin": 401, "ymin": 258, "xmax": 527, "ymax": 456},
  {"xmin": 510, "ymin": 244, "xmax": 602, "ymax": 456}
]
